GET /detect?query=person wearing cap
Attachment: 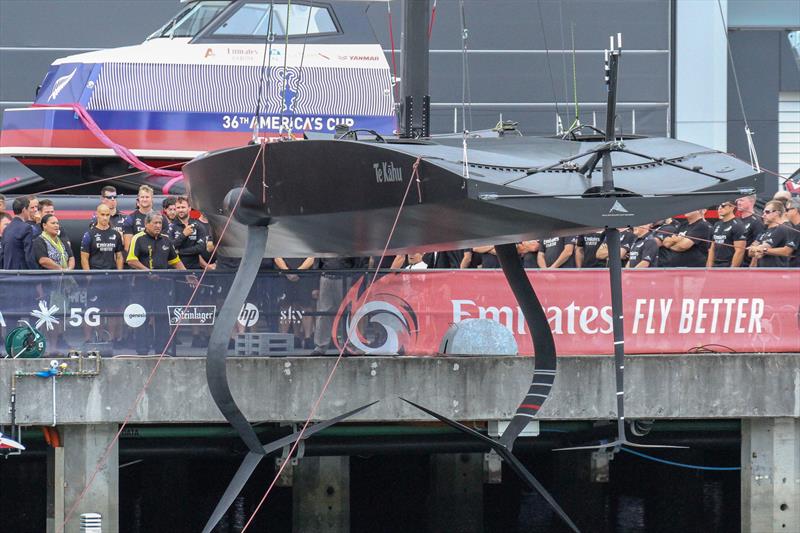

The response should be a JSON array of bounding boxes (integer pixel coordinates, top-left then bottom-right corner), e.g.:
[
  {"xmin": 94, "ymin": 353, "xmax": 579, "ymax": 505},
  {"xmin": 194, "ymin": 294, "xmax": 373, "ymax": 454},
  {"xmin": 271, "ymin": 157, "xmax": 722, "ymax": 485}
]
[
  {"xmin": 707, "ymin": 201, "xmax": 747, "ymax": 268},
  {"xmin": 747, "ymin": 201, "xmax": 797, "ymax": 268}
]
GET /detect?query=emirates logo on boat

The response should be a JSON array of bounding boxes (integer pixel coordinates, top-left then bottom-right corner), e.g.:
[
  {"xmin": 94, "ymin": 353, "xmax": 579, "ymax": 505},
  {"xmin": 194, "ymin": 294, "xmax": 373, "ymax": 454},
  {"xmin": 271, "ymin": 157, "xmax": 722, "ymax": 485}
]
[{"xmin": 48, "ymin": 68, "xmax": 77, "ymax": 102}]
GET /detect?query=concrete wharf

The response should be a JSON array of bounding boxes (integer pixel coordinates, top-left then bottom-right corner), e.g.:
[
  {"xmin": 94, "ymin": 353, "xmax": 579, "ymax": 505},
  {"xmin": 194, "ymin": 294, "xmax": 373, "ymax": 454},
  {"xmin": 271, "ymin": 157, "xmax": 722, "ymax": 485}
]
[{"xmin": 2, "ymin": 353, "xmax": 798, "ymax": 532}]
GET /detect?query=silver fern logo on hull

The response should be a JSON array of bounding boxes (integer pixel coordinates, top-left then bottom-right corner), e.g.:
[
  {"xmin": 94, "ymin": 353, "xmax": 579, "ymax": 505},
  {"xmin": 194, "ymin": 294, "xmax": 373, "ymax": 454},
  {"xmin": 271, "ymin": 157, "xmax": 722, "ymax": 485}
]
[{"xmin": 48, "ymin": 68, "xmax": 77, "ymax": 102}]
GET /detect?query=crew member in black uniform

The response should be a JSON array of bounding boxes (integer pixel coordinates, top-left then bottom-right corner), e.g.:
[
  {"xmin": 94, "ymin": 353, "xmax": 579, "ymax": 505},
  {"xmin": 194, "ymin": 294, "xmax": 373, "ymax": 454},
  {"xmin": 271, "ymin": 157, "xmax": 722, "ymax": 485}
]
[
  {"xmin": 472, "ymin": 246, "xmax": 501, "ymax": 268},
  {"xmin": 576, "ymin": 230, "xmax": 606, "ymax": 268},
  {"xmin": 707, "ymin": 201, "xmax": 746, "ymax": 267},
  {"xmin": 81, "ymin": 204, "xmax": 124, "ymax": 270},
  {"xmin": 653, "ymin": 218, "xmax": 682, "ymax": 267},
  {"xmin": 596, "ymin": 228, "xmax": 635, "ymax": 266},
  {"xmin": 91, "ymin": 186, "xmax": 126, "ymax": 233},
  {"xmin": 168, "ymin": 196, "xmax": 208, "ymax": 270},
  {"xmin": 626, "ymin": 224, "xmax": 659, "ymax": 268},
  {"xmin": 786, "ymin": 198, "xmax": 800, "ymax": 267},
  {"xmin": 537, "ymin": 235, "xmax": 578, "ymax": 268},
  {"xmin": 661, "ymin": 210, "xmax": 713, "ymax": 267},
  {"xmin": 123, "ymin": 185, "xmax": 155, "ymax": 251},
  {"xmin": 748, "ymin": 201, "xmax": 798, "ymax": 268},
  {"xmin": 736, "ymin": 194, "xmax": 764, "ymax": 251}
]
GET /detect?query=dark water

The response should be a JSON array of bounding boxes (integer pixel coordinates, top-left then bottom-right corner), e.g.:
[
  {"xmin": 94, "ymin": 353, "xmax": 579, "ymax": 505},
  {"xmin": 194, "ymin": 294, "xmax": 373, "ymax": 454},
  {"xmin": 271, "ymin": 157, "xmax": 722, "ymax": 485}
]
[{"xmin": 0, "ymin": 437, "xmax": 740, "ymax": 532}]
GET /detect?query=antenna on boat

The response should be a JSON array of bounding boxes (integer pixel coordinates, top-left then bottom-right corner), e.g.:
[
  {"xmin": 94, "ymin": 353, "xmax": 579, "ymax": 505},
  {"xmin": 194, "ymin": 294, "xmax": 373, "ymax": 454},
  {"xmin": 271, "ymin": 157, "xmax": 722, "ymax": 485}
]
[
  {"xmin": 556, "ymin": 33, "xmax": 685, "ymax": 457},
  {"xmin": 399, "ymin": 0, "xmax": 432, "ymax": 138}
]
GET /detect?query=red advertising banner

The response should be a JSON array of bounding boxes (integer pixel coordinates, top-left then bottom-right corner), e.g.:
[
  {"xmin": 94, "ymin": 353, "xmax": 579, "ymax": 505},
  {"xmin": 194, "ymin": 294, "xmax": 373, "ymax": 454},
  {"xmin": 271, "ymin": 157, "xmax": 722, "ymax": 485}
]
[{"xmin": 334, "ymin": 270, "xmax": 800, "ymax": 355}]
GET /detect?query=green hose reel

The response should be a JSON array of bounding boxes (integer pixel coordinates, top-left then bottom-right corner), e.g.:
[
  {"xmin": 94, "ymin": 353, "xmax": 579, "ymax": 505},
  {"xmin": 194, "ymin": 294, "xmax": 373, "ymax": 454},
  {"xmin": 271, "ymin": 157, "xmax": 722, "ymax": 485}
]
[{"xmin": 4, "ymin": 321, "xmax": 46, "ymax": 358}]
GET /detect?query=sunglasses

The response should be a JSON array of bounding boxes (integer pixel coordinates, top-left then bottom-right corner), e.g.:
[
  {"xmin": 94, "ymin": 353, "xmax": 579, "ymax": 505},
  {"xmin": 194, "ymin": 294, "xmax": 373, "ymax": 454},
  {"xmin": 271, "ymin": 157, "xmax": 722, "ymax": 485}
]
[
  {"xmin": 718, "ymin": 203, "xmax": 734, "ymax": 208},
  {"xmin": 103, "ymin": 195, "xmax": 117, "ymax": 200},
  {"xmin": 763, "ymin": 209, "xmax": 777, "ymax": 214}
]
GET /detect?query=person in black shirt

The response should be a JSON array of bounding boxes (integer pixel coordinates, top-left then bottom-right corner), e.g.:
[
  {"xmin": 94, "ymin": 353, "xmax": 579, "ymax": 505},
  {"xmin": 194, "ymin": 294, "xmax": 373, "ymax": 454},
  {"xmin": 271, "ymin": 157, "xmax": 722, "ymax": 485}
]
[
  {"xmin": 748, "ymin": 201, "xmax": 798, "ymax": 268},
  {"xmin": 162, "ymin": 196, "xmax": 178, "ymax": 226},
  {"xmin": 123, "ymin": 185, "xmax": 155, "ymax": 251},
  {"xmin": 92, "ymin": 185, "xmax": 126, "ymax": 233},
  {"xmin": 787, "ymin": 198, "xmax": 800, "ymax": 267},
  {"xmin": 576, "ymin": 231, "xmax": 606, "ymax": 268},
  {"xmin": 596, "ymin": 228, "xmax": 635, "ymax": 266},
  {"xmin": 472, "ymin": 246, "xmax": 500, "ymax": 268},
  {"xmin": 653, "ymin": 219, "xmax": 681, "ymax": 267},
  {"xmin": 537, "ymin": 235, "xmax": 578, "ymax": 268},
  {"xmin": 518, "ymin": 240, "xmax": 539, "ymax": 268},
  {"xmin": 661, "ymin": 210, "xmax": 712, "ymax": 267},
  {"xmin": 736, "ymin": 194, "xmax": 764, "ymax": 250},
  {"xmin": 168, "ymin": 196, "xmax": 208, "ymax": 270},
  {"xmin": 626, "ymin": 224, "xmax": 659, "ymax": 268},
  {"xmin": 707, "ymin": 201, "xmax": 747, "ymax": 267},
  {"xmin": 80, "ymin": 204, "xmax": 124, "ymax": 270},
  {"xmin": 127, "ymin": 212, "xmax": 185, "ymax": 270}
]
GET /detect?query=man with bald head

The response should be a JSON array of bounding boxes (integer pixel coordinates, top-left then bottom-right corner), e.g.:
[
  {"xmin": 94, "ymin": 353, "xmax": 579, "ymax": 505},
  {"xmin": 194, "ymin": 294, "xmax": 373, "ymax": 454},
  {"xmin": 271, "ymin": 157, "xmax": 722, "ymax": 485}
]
[{"xmin": 80, "ymin": 204, "xmax": 124, "ymax": 270}]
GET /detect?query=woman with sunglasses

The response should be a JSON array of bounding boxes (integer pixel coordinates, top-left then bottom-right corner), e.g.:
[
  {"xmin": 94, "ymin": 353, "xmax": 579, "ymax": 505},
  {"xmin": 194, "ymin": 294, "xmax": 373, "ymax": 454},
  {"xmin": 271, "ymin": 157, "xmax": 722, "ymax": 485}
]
[
  {"xmin": 707, "ymin": 202, "xmax": 747, "ymax": 268},
  {"xmin": 747, "ymin": 201, "xmax": 798, "ymax": 268}
]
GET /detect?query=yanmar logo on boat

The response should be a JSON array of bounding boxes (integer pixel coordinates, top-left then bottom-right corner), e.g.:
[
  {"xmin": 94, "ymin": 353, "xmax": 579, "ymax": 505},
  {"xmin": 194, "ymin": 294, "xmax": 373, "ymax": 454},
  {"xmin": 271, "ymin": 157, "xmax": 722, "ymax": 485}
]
[
  {"xmin": 374, "ymin": 162, "xmax": 403, "ymax": 183},
  {"xmin": 601, "ymin": 200, "xmax": 634, "ymax": 217},
  {"xmin": 168, "ymin": 305, "xmax": 217, "ymax": 326}
]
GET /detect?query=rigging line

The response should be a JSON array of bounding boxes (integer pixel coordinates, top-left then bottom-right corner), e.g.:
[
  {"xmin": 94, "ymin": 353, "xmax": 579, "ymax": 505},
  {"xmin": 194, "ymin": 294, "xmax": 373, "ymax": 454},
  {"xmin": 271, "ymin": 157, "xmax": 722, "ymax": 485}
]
[
  {"xmin": 58, "ymin": 145, "xmax": 266, "ymax": 533},
  {"xmin": 536, "ymin": 0, "xmax": 562, "ymax": 124},
  {"xmin": 715, "ymin": 0, "xmax": 759, "ymax": 170},
  {"xmin": 459, "ymin": 0, "xmax": 473, "ymax": 132},
  {"xmin": 428, "ymin": 0, "xmax": 438, "ymax": 40},
  {"xmin": 242, "ymin": 158, "xmax": 425, "ymax": 531},
  {"xmin": 285, "ymin": 0, "xmax": 315, "ymax": 135},
  {"xmin": 387, "ymin": 3, "xmax": 400, "ymax": 109},
  {"xmin": 277, "ymin": 0, "xmax": 293, "ymax": 133},
  {"xmin": 620, "ymin": 446, "xmax": 741, "ymax": 471},
  {"xmin": 558, "ymin": 0, "xmax": 570, "ymax": 118},
  {"xmin": 254, "ymin": 0, "xmax": 277, "ymax": 130},
  {"xmin": 571, "ymin": 23, "xmax": 580, "ymax": 127},
  {"xmin": 32, "ymin": 161, "xmax": 185, "ymax": 196}
]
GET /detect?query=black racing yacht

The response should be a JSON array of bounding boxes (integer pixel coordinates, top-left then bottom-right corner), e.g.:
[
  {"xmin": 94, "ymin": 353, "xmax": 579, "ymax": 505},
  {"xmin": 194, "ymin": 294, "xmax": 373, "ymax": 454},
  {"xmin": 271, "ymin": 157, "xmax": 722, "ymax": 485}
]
[{"xmin": 183, "ymin": 22, "xmax": 763, "ymax": 533}]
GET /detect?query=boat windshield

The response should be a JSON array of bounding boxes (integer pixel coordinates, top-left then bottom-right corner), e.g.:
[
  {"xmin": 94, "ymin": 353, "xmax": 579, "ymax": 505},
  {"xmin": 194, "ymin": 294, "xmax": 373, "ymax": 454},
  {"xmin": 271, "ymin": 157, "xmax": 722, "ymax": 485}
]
[
  {"xmin": 211, "ymin": 2, "xmax": 338, "ymax": 37},
  {"xmin": 147, "ymin": 1, "xmax": 230, "ymax": 40}
]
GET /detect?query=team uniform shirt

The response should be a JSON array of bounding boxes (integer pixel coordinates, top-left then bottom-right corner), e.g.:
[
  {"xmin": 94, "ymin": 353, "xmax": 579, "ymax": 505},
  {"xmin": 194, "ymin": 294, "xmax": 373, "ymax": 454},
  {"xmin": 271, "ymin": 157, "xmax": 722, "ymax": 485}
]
[
  {"xmin": 627, "ymin": 233, "xmax": 659, "ymax": 267},
  {"xmin": 91, "ymin": 211, "xmax": 126, "ymax": 234},
  {"xmin": 789, "ymin": 223, "xmax": 800, "ymax": 267},
  {"xmin": 654, "ymin": 221, "xmax": 681, "ymax": 267},
  {"xmin": 168, "ymin": 218, "xmax": 208, "ymax": 270},
  {"xmin": 81, "ymin": 226, "xmax": 124, "ymax": 270},
  {"xmin": 540, "ymin": 236, "xmax": 578, "ymax": 268},
  {"xmin": 753, "ymin": 225, "xmax": 797, "ymax": 268},
  {"xmin": 122, "ymin": 210, "xmax": 150, "ymax": 238},
  {"xmin": 710, "ymin": 218, "xmax": 747, "ymax": 267},
  {"xmin": 739, "ymin": 214, "xmax": 764, "ymax": 248},
  {"xmin": 577, "ymin": 231, "xmax": 605, "ymax": 268},
  {"xmin": 669, "ymin": 219, "xmax": 712, "ymax": 267},
  {"xmin": 476, "ymin": 252, "xmax": 500, "ymax": 268},
  {"xmin": 127, "ymin": 231, "xmax": 180, "ymax": 269}
]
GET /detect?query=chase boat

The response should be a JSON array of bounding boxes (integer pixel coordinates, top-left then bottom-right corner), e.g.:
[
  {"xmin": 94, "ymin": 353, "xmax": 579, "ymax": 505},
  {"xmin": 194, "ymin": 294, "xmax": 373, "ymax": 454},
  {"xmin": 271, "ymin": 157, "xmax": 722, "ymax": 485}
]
[{"xmin": 0, "ymin": 0, "xmax": 396, "ymax": 194}]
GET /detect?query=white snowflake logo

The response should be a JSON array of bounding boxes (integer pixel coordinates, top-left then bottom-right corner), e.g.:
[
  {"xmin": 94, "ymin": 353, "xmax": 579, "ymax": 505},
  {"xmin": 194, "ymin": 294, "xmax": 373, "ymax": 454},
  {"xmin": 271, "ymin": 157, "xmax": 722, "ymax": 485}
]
[{"xmin": 31, "ymin": 300, "xmax": 60, "ymax": 331}]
